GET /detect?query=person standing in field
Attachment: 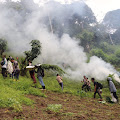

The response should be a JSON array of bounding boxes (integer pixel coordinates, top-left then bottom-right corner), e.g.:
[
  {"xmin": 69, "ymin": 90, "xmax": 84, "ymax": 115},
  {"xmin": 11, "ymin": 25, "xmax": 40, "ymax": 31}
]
[
  {"xmin": 1, "ymin": 55, "xmax": 7, "ymax": 78},
  {"xmin": 35, "ymin": 64, "xmax": 45, "ymax": 90},
  {"xmin": 7, "ymin": 58, "xmax": 13, "ymax": 77},
  {"xmin": 81, "ymin": 76, "xmax": 88, "ymax": 91},
  {"xmin": 107, "ymin": 77, "xmax": 119, "ymax": 103},
  {"xmin": 56, "ymin": 74, "xmax": 63, "ymax": 90},
  {"xmin": 11, "ymin": 58, "xmax": 20, "ymax": 80},
  {"xmin": 28, "ymin": 61, "xmax": 37, "ymax": 84},
  {"xmin": 87, "ymin": 78, "xmax": 91, "ymax": 91},
  {"xmin": 91, "ymin": 78, "xmax": 102, "ymax": 100}
]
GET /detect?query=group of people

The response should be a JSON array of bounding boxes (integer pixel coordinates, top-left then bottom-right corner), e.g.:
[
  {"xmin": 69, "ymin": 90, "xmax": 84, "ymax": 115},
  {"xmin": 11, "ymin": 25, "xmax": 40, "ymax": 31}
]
[
  {"xmin": 1, "ymin": 55, "xmax": 63, "ymax": 91},
  {"xmin": 1, "ymin": 55, "xmax": 119, "ymax": 102},
  {"xmin": 28, "ymin": 61, "xmax": 46, "ymax": 90},
  {"xmin": 82, "ymin": 76, "xmax": 119, "ymax": 103},
  {"xmin": 1, "ymin": 55, "xmax": 20, "ymax": 80},
  {"xmin": 82, "ymin": 76, "xmax": 91, "ymax": 92},
  {"xmin": 28, "ymin": 61, "xmax": 63, "ymax": 90}
]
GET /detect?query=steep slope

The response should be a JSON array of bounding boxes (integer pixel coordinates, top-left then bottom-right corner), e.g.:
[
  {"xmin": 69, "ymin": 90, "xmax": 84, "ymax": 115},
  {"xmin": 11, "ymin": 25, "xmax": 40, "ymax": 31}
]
[{"xmin": 103, "ymin": 9, "xmax": 120, "ymax": 29}]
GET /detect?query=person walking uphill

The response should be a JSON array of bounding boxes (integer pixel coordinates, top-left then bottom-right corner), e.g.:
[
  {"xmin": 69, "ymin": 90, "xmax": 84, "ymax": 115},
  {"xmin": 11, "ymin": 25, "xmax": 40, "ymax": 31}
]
[
  {"xmin": 35, "ymin": 64, "xmax": 45, "ymax": 90},
  {"xmin": 28, "ymin": 61, "xmax": 37, "ymax": 84},
  {"xmin": 107, "ymin": 77, "xmax": 119, "ymax": 103},
  {"xmin": 1, "ymin": 55, "xmax": 7, "ymax": 78},
  {"xmin": 56, "ymin": 74, "xmax": 63, "ymax": 90},
  {"xmin": 91, "ymin": 78, "xmax": 102, "ymax": 100}
]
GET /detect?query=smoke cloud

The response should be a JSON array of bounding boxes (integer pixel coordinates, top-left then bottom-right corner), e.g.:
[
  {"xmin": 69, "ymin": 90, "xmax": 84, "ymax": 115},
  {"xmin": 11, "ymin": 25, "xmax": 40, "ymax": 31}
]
[{"xmin": 0, "ymin": 0, "xmax": 120, "ymax": 82}]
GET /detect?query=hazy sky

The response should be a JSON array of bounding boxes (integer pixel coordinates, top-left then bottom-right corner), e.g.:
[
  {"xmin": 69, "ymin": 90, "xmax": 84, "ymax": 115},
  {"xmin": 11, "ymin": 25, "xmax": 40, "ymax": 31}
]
[
  {"xmin": 86, "ymin": 0, "xmax": 120, "ymax": 21},
  {"xmin": 0, "ymin": 0, "xmax": 120, "ymax": 21},
  {"xmin": 34, "ymin": 0, "xmax": 120, "ymax": 21}
]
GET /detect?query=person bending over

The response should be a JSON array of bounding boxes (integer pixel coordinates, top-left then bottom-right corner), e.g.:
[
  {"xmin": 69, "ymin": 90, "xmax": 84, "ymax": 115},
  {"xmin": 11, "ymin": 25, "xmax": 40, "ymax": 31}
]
[{"xmin": 56, "ymin": 74, "xmax": 63, "ymax": 90}]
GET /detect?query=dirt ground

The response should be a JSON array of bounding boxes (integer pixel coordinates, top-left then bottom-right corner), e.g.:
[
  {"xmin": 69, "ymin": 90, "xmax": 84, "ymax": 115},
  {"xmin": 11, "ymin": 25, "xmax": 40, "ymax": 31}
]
[{"xmin": 0, "ymin": 91, "xmax": 120, "ymax": 120}]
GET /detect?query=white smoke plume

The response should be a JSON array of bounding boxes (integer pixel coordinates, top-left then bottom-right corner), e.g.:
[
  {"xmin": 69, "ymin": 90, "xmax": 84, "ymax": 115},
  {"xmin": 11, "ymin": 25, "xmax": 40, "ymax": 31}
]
[{"xmin": 0, "ymin": 0, "xmax": 120, "ymax": 82}]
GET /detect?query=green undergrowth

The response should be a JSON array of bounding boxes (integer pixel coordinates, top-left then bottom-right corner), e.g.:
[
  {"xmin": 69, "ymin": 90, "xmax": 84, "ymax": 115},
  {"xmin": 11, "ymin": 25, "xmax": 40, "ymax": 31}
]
[
  {"xmin": 46, "ymin": 104, "xmax": 62, "ymax": 113},
  {"xmin": 0, "ymin": 75, "xmax": 46, "ymax": 111},
  {"xmin": 0, "ymin": 71, "xmax": 120, "ymax": 112}
]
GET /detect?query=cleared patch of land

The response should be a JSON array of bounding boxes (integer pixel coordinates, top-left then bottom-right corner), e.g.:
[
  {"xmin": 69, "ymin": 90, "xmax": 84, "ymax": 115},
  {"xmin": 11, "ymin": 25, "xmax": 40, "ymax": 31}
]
[{"xmin": 0, "ymin": 90, "xmax": 120, "ymax": 120}]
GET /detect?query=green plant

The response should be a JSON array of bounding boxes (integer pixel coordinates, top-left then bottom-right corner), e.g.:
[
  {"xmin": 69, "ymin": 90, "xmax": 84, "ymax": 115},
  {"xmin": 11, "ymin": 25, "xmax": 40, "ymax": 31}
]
[
  {"xmin": 24, "ymin": 40, "xmax": 41, "ymax": 62},
  {"xmin": 0, "ymin": 75, "xmax": 46, "ymax": 111},
  {"xmin": 0, "ymin": 38, "xmax": 7, "ymax": 56},
  {"xmin": 41, "ymin": 64, "xmax": 65, "ymax": 74},
  {"xmin": 46, "ymin": 104, "xmax": 62, "ymax": 113}
]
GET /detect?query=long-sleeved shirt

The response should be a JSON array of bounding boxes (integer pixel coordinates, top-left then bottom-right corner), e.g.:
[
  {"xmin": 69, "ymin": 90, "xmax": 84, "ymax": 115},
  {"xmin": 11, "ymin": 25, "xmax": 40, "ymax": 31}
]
[
  {"xmin": 7, "ymin": 60, "xmax": 13, "ymax": 74},
  {"xmin": 108, "ymin": 77, "xmax": 117, "ymax": 93},
  {"xmin": 109, "ymin": 81, "xmax": 117, "ymax": 92}
]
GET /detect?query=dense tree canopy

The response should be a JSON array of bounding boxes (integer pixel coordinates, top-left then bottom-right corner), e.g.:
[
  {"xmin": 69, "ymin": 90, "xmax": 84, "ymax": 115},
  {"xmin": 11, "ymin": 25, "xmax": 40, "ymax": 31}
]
[
  {"xmin": 24, "ymin": 40, "xmax": 41, "ymax": 62},
  {"xmin": 0, "ymin": 38, "xmax": 7, "ymax": 56}
]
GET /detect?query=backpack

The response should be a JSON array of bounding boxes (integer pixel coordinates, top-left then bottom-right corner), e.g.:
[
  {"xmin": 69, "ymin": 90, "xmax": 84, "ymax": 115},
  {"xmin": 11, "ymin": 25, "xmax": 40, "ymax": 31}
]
[
  {"xmin": 1, "ymin": 60, "xmax": 5, "ymax": 66},
  {"xmin": 97, "ymin": 82, "xmax": 103, "ymax": 89}
]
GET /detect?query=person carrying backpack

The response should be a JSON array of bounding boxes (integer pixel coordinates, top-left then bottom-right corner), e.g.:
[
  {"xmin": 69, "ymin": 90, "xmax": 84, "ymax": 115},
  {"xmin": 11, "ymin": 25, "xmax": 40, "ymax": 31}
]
[
  {"xmin": 1, "ymin": 55, "xmax": 7, "ymax": 78},
  {"xmin": 35, "ymin": 64, "xmax": 45, "ymax": 90},
  {"xmin": 91, "ymin": 78, "xmax": 102, "ymax": 100}
]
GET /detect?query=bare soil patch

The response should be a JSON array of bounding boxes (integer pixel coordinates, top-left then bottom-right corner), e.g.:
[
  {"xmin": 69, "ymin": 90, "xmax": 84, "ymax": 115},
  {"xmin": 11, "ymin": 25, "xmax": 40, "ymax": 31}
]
[{"xmin": 0, "ymin": 91, "xmax": 120, "ymax": 120}]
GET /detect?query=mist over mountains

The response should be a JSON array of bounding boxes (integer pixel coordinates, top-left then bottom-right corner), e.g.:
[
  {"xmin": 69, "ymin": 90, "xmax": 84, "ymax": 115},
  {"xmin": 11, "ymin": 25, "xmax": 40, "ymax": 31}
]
[
  {"xmin": 102, "ymin": 9, "xmax": 120, "ymax": 44},
  {"xmin": 103, "ymin": 9, "xmax": 120, "ymax": 29}
]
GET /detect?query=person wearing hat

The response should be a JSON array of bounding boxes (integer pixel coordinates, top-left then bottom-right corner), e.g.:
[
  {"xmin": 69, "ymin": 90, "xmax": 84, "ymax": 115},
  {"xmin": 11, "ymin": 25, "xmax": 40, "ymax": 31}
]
[{"xmin": 107, "ymin": 77, "xmax": 119, "ymax": 103}]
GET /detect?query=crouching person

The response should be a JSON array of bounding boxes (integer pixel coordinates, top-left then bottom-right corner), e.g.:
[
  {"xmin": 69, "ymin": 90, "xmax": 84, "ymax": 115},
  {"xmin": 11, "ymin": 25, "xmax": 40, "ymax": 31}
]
[
  {"xmin": 35, "ymin": 65, "xmax": 45, "ymax": 90},
  {"xmin": 91, "ymin": 78, "xmax": 102, "ymax": 101},
  {"xmin": 107, "ymin": 77, "xmax": 119, "ymax": 103}
]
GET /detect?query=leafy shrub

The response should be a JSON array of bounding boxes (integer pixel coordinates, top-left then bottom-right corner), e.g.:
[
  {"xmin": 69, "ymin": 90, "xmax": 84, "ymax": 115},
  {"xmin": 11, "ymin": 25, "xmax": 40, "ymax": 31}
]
[
  {"xmin": 0, "ymin": 38, "xmax": 7, "ymax": 56},
  {"xmin": 99, "ymin": 42, "xmax": 114, "ymax": 53},
  {"xmin": 115, "ymin": 49, "xmax": 120, "ymax": 58},
  {"xmin": 90, "ymin": 48, "xmax": 109, "ymax": 62}
]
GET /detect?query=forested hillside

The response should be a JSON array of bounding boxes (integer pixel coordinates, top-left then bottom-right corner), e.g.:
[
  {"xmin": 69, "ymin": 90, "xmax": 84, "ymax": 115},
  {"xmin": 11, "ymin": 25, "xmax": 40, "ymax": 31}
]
[{"xmin": 0, "ymin": 0, "xmax": 120, "ymax": 69}]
